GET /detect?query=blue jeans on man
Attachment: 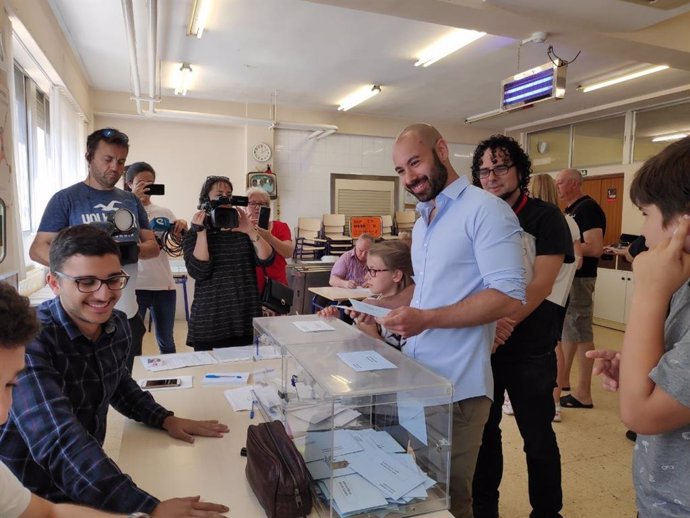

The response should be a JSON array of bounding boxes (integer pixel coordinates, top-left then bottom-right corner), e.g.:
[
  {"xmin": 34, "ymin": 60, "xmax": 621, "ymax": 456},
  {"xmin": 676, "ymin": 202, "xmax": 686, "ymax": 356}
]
[{"xmin": 136, "ymin": 289, "xmax": 177, "ymax": 354}]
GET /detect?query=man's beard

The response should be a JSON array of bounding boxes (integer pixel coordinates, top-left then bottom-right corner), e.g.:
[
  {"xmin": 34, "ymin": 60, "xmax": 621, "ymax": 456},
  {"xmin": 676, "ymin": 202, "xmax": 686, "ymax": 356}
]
[
  {"xmin": 499, "ymin": 185, "xmax": 521, "ymax": 202},
  {"xmin": 406, "ymin": 149, "xmax": 448, "ymax": 203}
]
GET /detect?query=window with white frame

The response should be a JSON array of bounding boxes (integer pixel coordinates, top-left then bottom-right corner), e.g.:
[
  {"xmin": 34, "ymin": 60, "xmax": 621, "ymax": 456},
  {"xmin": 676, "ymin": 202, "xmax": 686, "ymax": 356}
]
[{"xmin": 14, "ymin": 63, "xmax": 54, "ymax": 234}]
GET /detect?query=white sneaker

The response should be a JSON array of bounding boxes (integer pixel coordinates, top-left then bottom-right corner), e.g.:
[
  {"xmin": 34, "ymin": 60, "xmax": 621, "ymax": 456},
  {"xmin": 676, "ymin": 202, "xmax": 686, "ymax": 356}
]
[
  {"xmin": 502, "ymin": 391, "xmax": 514, "ymax": 415},
  {"xmin": 553, "ymin": 404, "xmax": 562, "ymax": 423}
]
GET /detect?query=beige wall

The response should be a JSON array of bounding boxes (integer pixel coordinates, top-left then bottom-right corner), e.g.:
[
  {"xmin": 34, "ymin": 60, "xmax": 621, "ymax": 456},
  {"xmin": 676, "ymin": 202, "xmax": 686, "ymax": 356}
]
[{"xmin": 95, "ymin": 115, "xmax": 246, "ymax": 223}]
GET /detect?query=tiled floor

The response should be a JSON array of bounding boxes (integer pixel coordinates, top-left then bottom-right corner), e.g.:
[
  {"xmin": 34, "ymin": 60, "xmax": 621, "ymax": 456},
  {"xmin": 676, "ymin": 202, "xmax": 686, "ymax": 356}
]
[{"xmin": 106, "ymin": 323, "xmax": 637, "ymax": 517}]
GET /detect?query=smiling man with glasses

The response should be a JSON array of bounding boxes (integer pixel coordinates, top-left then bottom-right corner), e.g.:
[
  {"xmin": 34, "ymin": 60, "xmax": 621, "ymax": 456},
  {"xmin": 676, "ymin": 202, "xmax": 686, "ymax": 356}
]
[
  {"xmin": 29, "ymin": 128, "xmax": 160, "ymax": 371},
  {"xmin": 0, "ymin": 225, "xmax": 229, "ymax": 517},
  {"xmin": 471, "ymin": 134, "xmax": 573, "ymax": 518}
]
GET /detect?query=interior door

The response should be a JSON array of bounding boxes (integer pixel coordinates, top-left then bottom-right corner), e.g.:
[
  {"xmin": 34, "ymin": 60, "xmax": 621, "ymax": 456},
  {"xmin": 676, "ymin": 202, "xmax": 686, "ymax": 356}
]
[{"xmin": 560, "ymin": 174, "xmax": 623, "ymax": 247}]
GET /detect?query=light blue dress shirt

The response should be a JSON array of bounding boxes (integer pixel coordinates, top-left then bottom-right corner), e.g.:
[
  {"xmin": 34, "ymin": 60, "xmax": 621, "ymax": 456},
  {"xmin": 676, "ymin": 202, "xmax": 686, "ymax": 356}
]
[{"xmin": 405, "ymin": 175, "xmax": 525, "ymax": 402}]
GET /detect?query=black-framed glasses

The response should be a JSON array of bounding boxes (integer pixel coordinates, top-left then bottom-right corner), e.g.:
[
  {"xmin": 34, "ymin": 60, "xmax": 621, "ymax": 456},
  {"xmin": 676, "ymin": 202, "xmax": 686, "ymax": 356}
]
[
  {"xmin": 100, "ymin": 128, "xmax": 129, "ymax": 143},
  {"xmin": 54, "ymin": 271, "xmax": 130, "ymax": 293},
  {"xmin": 206, "ymin": 175, "xmax": 231, "ymax": 182},
  {"xmin": 366, "ymin": 267, "xmax": 390, "ymax": 277},
  {"xmin": 477, "ymin": 163, "xmax": 514, "ymax": 179},
  {"xmin": 248, "ymin": 201, "xmax": 270, "ymax": 208}
]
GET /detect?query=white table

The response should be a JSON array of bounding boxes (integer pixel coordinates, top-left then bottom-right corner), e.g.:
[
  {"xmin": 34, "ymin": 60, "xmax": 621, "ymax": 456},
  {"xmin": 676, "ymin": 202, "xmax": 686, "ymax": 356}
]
[{"xmin": 119, "ymin": 360, "xmax": 452, "ymax": 517}]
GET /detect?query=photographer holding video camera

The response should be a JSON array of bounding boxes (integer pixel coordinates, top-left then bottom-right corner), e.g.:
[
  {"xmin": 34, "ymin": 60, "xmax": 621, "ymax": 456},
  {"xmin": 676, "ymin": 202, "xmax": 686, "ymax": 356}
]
[{"xmin": 183, "ymin": 176, "xmax": 273, "ymax": 350}]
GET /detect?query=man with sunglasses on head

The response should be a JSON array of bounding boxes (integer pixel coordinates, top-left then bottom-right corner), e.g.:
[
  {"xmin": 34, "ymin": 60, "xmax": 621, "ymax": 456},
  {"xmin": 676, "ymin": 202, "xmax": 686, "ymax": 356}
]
[
  {"xmin": 0, "ymin": 225, "xmax": 229, "ymax": 517},
  {"xmin": 29, "ymin": 128, "xmax": 159, "ymax": 371}
]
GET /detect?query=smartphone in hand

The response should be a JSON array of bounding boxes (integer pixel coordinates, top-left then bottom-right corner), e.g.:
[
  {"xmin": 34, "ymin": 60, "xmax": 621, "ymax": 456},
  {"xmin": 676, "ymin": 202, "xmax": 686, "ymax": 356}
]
[
  {"xmin": 146, "ymin": 184, "xmax": 165, "ymax": 195},
  {"xmin": 258, "ymin": 206, "xmax": 271, "ymax": 229}
]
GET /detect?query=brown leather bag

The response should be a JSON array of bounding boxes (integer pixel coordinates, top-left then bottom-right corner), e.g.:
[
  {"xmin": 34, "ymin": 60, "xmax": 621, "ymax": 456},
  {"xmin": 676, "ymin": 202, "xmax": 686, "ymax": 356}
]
[{"xmin": 245, "ymin": 421, "xmax": 312, "ymax": 518}]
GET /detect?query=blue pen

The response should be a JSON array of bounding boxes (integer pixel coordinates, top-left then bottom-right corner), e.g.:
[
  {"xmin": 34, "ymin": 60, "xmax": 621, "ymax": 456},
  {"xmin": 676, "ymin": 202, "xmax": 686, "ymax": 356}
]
[
  {"xmin": 204, "ymin": 374, "xmax": 244, "ymax": 379},
  {"xmin": 255, "ymin": 336, "xmax": 260, "ymax": 358},
  {"xmin": 249, "ymin": 400, "xmax": 256, "ymax": 419}
]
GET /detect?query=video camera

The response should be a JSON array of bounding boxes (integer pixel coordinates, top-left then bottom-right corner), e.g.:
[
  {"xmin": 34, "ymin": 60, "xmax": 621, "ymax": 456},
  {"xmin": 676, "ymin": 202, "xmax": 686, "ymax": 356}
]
[
  {"xmin": 198, "ymin": 195, "xmax": 249, "ymax": 230},
  {"xmin": 91, "ymin": 208, "xmax": 139, "ymax": 265}
]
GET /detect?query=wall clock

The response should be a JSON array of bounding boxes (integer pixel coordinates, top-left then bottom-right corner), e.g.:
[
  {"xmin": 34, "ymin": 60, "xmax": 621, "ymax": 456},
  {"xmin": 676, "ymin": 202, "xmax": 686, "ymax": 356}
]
[{"xmin": 252, "ymin": 142, "xmax": 272, "ymax": 162}]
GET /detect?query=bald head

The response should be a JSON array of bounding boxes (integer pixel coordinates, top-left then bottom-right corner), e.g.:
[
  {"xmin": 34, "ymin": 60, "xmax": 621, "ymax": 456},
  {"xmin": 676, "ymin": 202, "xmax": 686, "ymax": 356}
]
[
  {"xmin": 396, "ymin": 123, "xmax": 443, "ymax": 149},
  {"xmin": 555, "ymin": 168, "xmax": 583, "ymax": 203},
  {"xmin": 558, "ymin": 168, "xmax": 582, "ymax": 185}
]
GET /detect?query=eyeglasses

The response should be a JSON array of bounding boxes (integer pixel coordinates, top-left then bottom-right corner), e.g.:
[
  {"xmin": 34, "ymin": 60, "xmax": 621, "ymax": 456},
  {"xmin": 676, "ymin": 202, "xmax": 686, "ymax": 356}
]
[
  {"xmin": 477, "ymin": 163, "xmax": 514, "ymax": 179},
  {"xmin": 366, "ymin": 267, "xmax": 390, "ymax": 277},
  {"xmin": 100, "ymin": 128, "xmax": 129, "ymax": 143},
  {"xmin": 54, "ymin": 271, "xmax": 130, "ymax": 293},
  {"xmin": 248, "ymin": 202, "xmax": 270, "ymax": 208}
]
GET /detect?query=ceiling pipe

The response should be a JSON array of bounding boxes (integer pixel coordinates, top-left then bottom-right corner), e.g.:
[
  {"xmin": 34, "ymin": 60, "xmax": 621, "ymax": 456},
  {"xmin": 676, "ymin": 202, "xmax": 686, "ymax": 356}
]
[
  {"xmin": 97, "ymin": 108, "xmax": 339, "ymax": 135},
  {"xmin": 147, "ymin": 0, "xmax": 158, "ymax": 114},
  {"xmin": 121, "ymin": 0, "xmax": 143, "ymax": 115}
]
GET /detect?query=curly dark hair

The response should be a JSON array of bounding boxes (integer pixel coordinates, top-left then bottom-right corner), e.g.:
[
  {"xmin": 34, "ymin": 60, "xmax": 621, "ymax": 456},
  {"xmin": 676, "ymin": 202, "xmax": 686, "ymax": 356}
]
[
  {"xmin": 471, "ymin": 134, "xmax": 532, "ymax": 192},
  {"xmin": 0, "ymin": 283, "xmax": 39, "ymax": 349}
]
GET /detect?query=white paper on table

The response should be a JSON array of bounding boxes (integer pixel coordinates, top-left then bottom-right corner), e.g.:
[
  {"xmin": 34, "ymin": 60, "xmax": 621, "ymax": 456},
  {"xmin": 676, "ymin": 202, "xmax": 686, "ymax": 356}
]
[
  {"xmin": 337, "ymin": 350, "xmax": 397, "ymax": 372},
  {"xmin": 292, "ymin": 320, "xmax": 335, "ymax": 333},
  {"xmin": 347, "ymin": 298, "xmax": 391, "ymax": 318},
  {"xmin": 329, "ymin": 474, "xmax": 389, "ymax": 515},
  {"xmin": 202, "ymin": 372, "xmax": 249, "ymax": 385},
  {"xmin": 343, "ymin": 449, "xmax": 426, "ymax": 501},
  {"xmin": 223, "ymin": 385, "xmax": 255, "ymax": 411},
  {"xmin": 251, "ymin": 385, "xmax": 283, "ymax": 421},
  {"xmin": 138, "ymin": 375, "xmax": 193, "ymax": 391},
  {"xmin": 139, "ymin": 351, "xmax": 217, "ymax": 372}
]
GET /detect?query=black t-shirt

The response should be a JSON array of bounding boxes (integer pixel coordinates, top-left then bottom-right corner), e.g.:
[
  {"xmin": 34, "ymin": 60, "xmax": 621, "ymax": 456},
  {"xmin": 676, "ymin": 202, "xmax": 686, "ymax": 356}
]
[
  {"xmin": 494, "ymin": 197, "xmax": 574, "ymax": 360},
  {"xmin": 565, "ymin": 195, "xmax": 606, "ymax": 278}
]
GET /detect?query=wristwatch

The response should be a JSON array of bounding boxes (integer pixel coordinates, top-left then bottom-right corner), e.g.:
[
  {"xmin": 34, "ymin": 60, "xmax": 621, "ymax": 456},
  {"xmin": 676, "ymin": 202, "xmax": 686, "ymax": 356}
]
[{"xmin": 128, "ymin": 513, "xmax": 150, "ymax": 518}]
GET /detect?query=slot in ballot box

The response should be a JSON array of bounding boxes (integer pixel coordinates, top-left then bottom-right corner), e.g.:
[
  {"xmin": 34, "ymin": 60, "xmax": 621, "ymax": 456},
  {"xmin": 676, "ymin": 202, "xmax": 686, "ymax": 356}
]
[{"xmin": 252, "ymin": 315, "xmax": 453, "ymax": 518}]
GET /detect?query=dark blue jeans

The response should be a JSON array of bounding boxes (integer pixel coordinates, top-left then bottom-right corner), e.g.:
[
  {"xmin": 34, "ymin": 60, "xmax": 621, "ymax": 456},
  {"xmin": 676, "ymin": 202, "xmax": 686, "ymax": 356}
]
[
  {"xmin": 136, "ymin": 289, "xmax": 177, "ymax": 354},
  {"xmin": 473, "ymin": 350, "xmax": 563, "ymax": 518}
]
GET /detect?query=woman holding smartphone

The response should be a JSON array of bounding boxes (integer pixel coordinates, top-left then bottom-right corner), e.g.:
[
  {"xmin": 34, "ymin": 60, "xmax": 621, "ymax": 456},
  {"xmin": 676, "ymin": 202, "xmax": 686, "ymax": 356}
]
[
  {"xmin": 246, "ymin": 187, "xmax": 294, "ymax": 313},
  {"xmin": 184, "ymin": 177, "xmax": 273, "ymax": 350},
  {"xmin": 125, "ymin": 162, "xmax": 187, "ymax": 354}
]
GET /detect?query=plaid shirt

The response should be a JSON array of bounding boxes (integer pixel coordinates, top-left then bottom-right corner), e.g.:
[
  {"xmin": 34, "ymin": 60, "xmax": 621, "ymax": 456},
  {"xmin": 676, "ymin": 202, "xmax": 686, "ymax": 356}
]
[{"xmin": 0, "ymin": 297, "xmax": 172, "ymax": 513}]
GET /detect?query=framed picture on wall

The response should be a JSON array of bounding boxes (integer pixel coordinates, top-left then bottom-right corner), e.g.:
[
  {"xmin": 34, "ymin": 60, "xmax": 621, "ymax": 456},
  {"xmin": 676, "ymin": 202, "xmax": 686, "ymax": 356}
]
[{"xmin": 246, "ymin": 171, "xmax": 277, "ymax": 199}]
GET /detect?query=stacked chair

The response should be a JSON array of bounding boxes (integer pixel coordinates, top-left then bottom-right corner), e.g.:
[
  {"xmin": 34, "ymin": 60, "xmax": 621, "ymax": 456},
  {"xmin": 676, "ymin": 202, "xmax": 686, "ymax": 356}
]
[
  {"xmin": 322, "ymin": 214, "xmax": 353, "ymax": 256},
  {"xmin": 293, "ymin": 217, "xmax": 327, "ymax": 260}
]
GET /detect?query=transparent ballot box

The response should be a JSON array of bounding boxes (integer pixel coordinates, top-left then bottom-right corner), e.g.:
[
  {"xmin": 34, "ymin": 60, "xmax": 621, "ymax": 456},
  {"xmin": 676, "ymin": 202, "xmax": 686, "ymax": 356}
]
[{"xmin": 252, "ymin": 315, "xmax": 453, "ymax": 518}]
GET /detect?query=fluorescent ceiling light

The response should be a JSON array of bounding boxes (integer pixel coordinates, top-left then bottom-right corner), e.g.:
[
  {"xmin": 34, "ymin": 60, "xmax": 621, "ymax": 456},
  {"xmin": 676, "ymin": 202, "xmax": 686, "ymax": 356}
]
[
  {"xmin": 578, "ymin": 65, "xmax": 669, "ymax": 93},
  {"xmin": 651, "ymin": 132, "xmax": 688, "ymax": 142},
  {"xmin": 187, "ymin": 0, "xmax": 211, "ymax": 38},
  {"xmin": 415, "ymin": 29, "xmax": 486, "ymax": 67},
  {"xmin": 174, "ymin": 63, "xmax": 193, "ymax": 96},
  {"xmin": 337, "ymin": 85, "xmax": 381, "ymax": 111}
]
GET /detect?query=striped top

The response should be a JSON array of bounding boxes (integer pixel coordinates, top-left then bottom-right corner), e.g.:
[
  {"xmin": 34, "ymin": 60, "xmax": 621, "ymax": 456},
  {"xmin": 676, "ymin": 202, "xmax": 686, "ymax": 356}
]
[{"xmin": 183, "ymin": 228, "xmax": 271, "ymax": 347}]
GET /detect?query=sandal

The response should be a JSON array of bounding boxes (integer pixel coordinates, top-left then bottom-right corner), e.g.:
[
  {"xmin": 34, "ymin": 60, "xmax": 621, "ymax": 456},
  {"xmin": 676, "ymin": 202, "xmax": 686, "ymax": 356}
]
[{"xmin": 560, "ymin": 394, "xmax": 593, "ymax": 409}]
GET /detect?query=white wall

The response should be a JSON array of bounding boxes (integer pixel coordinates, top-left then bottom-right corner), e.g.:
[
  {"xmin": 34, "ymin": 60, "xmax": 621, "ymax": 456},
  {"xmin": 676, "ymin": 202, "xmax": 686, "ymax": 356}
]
[
  {"xmin": 273, "ymin": 129, "xmax": 475, "ymax": 233},
  {"xmin": 94, "ymin": 116, "xmax": 245, "ymax": 222}
]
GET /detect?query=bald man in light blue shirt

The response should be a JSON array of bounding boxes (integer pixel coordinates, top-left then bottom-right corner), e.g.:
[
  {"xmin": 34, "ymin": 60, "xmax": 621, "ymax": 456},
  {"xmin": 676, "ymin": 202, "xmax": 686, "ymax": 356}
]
[{"xmin": 381, "ymin": 124, "xmax": 525, "ymax": 518}]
